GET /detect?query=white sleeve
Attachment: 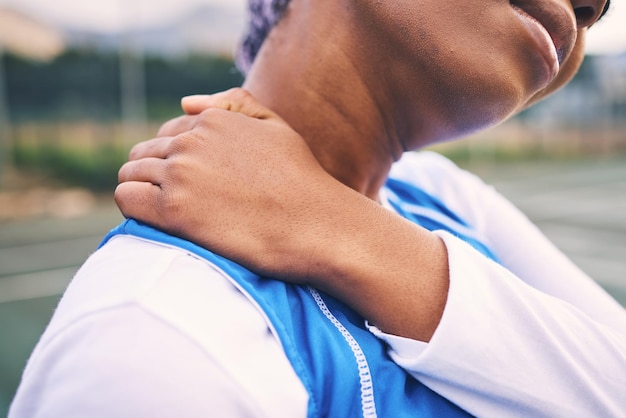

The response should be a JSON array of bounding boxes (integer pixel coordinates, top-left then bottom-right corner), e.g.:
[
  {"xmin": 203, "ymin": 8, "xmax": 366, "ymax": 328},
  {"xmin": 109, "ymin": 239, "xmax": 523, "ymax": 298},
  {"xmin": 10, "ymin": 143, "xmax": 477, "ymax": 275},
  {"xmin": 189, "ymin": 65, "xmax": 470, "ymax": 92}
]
[
  {"xmin": 374, "ymin": 152, "xmax": 626, "ymax": 416},
  {"xmin": 9, "ymin": 236, "xmax": 308, "ymax": 418},
  {"xmin": 391, "ymin": 151, "xmax": 626, "ymax": 329},
  {"xmin": 376, "ymin": 233, "xmax": 626, "ymax": 416},
  {"xmin": 10, "ymin": 306, "xmax": 268, "ymax": 418},
  {"xmin": 444, "ymin": 158, "xmax": 626, "ymax": 330}
]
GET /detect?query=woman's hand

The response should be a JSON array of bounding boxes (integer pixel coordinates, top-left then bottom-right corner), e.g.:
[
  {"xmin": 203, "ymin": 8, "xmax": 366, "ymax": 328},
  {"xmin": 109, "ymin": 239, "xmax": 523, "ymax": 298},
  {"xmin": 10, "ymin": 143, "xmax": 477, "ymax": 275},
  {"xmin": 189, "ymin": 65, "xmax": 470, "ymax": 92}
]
[
  {"xmin": 116, "ymin": 88, "xmax": 449, "ymax": 342},
  {"xmin": 115, "ymin": 88, "xmax": 346, "ymax": 281}
]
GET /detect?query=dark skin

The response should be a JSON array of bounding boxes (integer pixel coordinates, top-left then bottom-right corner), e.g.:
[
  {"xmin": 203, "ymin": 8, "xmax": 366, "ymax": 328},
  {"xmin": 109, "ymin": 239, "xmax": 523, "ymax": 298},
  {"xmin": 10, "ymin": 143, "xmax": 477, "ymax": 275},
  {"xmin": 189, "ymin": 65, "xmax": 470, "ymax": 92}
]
[{"xmin": 116, "ymin": 0, "xmax": 609, "ymax": 342}]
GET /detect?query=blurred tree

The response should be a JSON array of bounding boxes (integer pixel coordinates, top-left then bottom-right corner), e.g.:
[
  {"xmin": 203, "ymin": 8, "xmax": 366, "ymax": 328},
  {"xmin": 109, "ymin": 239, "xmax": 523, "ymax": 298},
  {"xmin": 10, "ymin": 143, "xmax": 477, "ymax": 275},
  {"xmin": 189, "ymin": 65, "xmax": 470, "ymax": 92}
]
[{"xmin": 4, "ymin": 49, "xmax": 244, "ymax": 122}]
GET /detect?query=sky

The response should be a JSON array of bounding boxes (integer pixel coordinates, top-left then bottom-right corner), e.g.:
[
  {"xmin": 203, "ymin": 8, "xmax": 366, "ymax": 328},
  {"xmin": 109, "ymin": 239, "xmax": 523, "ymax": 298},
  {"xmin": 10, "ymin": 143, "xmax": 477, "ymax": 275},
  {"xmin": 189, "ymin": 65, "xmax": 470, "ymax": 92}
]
[
  {"xmin": 0, "ymin": 0, "xmax": 244, "ymax": 32},
  {"xmin": 0, "ymin": 0, "xmax": 624, "ymax": 55}
]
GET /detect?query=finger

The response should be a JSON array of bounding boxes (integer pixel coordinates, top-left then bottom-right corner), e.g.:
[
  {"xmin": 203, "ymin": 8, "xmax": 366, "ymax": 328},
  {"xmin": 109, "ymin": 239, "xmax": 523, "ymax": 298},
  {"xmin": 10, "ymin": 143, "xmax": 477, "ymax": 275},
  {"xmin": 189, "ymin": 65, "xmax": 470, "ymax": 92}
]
[
  {"xmin": 128, "ymin": 136, "xmax": 175, "ymax": 161},
  {"xmin": 180, "ymin": 95, "xmax": 213, "ymax": 114},
  {"xmin": 114, "ymin": 181, "xmax": 163, "ymax": 226},
  {"xmin": 182, "ymin": 88, "xmax": 280, "ymax": 121},
  {"xmin": 118, "ymin": 158, "xmax": 166, "ymax": 184},
  {"xmin": 157, "ymin": 114, "xmax": 198, "ymax": 137}
]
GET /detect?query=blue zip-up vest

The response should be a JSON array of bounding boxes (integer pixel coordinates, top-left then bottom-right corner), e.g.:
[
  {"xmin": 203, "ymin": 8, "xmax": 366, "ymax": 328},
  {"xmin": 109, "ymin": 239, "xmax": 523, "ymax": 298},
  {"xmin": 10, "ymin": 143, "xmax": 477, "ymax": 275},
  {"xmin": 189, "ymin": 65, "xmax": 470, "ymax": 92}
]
[{"xmin": 102, "ymin": 177, "xmax": 497, "ymax": 417}]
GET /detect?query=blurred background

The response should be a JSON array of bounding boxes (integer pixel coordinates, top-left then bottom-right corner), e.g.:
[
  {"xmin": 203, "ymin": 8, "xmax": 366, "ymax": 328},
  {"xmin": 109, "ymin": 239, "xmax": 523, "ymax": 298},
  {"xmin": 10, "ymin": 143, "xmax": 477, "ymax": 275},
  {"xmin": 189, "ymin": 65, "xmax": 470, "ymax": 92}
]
[{"xmin": 0, "ymin": 0, "xmax": 625, "ymax": 414}]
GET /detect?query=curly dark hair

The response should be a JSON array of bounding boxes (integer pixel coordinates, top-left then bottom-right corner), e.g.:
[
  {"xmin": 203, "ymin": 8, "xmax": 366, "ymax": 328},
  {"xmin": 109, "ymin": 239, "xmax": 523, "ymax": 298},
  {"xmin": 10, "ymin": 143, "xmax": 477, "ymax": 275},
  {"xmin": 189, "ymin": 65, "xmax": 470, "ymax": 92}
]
[{"xmin": 236, "ymin": 0, "xmax": 292, "ymax": 74}]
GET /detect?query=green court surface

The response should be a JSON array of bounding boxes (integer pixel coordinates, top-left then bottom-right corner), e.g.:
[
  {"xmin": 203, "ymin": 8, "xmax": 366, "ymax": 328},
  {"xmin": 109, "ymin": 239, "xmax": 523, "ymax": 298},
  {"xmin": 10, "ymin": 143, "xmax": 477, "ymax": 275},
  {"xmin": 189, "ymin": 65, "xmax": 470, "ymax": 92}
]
[
  {"xmin": 1, "ymin": 204, "xmax": 122, "ymax": 415},
  {"xmin": 0, "ymin": 296, "xmax": 60, "ymax": 414}
]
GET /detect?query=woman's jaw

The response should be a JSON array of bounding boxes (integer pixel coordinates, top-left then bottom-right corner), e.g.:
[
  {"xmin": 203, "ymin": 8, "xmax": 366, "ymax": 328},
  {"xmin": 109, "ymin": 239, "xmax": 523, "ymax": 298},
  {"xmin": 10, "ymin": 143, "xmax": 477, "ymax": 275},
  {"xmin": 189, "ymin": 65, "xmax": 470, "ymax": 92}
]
[{"xmin": 240, "ymin": 0, "xmax": 592, "ymax": 194}]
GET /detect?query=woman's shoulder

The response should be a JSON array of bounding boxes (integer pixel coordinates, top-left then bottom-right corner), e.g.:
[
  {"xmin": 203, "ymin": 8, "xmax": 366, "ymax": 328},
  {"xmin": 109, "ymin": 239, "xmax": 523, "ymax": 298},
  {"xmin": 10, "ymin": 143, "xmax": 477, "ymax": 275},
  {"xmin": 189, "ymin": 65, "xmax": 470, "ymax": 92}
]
[
  {"xmin": 394, "ymin": 150, "xmax": 458, "ymax": 168},
  {"xmin": 390, "ymin": 151, "xmax": 492, "ymax": 198},
  {"xmin": 11, "ymin": 235, "xmax": 307, "ymax": 417},
  {"xmin": 389, "ymin": 151, "xmax": 498, "ymax": 231}
]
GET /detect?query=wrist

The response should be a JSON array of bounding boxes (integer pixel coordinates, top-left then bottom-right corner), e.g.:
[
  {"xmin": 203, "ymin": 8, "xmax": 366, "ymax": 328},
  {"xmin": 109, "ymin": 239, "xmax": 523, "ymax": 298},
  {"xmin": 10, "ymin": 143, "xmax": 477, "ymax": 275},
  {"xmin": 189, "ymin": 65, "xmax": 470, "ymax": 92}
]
[{"xmin": 290, "ymin": 187, "xmax": 450, "ymax": 342}]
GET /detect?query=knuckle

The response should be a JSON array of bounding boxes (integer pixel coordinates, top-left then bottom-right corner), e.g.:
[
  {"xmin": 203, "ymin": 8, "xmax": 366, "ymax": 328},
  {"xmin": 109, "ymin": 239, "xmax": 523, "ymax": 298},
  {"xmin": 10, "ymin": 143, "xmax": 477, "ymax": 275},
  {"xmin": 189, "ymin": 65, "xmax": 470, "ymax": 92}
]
[
  {"xmin": 163, "ymin": 155, "xmax": 182, "ymax": 175},
  {"xmin": 113, "ymin": 183, "xmax": 125, "ymax": 205},
  {"xmin": 227, "ymin": 88, "xmax": 254, "ymax": 111},
  {"xmin": 198, "ymin": 106, "xmax": 221, "ymax": 118},
  {"xmin": 117, "ymin": 162, "xmax": 129, "ymax": 182},
  {"xmin": 156, "ymin": 188, "xmax": 186, "ymax": 232},
  {"xmin": 196, "ymin": 108, "xmax": 225, "ymax": 131},
  {"xmin": 114, "ymin": 183, "xmax": 141, "ymax": 219},
  {"xmin": 128, "ymin": 143, "xmax": 144, "ymax": 160},
  {"xmin": 114, "ymin": 183, "xmax": 130, "ymax": 205},
  {"xmin": 157, "ymin": 118, "xmax": 176, "ymax": 136},
  {"xmin": 227, "ymin": 87, "xmax": 250, "ymax": 101},
  {"xmin": 117, "ymin": 160, "xmax": 141, "ymax": 183},
  {"xmin": 169, "ymin": 132, "xmax": 195, "ymax": 154},
  {"xmin": 157, "ymin": 114, "xmax": 192, "ymax": 137},
  {"xmin": 162, "ymin": 154, "xmax": 194, "ymax": 186}
]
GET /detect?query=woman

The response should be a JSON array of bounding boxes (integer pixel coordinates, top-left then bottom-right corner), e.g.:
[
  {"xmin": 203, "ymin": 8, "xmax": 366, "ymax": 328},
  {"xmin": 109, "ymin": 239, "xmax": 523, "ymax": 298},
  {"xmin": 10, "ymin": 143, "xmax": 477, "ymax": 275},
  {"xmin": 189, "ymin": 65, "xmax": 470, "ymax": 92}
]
[{"xmin": 11, "ymin": 0, "xmax": 625, "ymax": 416}]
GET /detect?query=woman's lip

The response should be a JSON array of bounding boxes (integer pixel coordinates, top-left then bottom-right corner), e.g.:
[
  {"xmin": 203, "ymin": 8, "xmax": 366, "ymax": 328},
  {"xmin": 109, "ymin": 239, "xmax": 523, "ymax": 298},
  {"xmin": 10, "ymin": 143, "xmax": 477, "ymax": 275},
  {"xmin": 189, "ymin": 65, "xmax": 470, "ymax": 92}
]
[{"xmin": 511, "ymin": 5, "xmax": 560, "ymax": 80}]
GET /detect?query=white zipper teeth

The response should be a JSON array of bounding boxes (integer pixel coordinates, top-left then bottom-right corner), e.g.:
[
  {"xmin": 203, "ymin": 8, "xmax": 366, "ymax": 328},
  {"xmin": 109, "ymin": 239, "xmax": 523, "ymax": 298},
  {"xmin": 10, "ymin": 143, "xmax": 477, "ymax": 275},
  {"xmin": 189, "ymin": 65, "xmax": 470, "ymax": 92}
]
[{"xmin": 308, "ymin": 287, "xmax": 378, "ymax": 418}]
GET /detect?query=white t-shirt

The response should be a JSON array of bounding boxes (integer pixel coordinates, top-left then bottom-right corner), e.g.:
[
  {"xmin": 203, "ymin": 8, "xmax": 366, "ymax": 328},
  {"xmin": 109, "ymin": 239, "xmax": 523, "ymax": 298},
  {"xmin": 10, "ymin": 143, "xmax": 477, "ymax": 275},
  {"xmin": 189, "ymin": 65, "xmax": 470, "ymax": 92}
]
[{"xmin": 10, "ymin": 151, "xmax": 626, "ymax": 417}]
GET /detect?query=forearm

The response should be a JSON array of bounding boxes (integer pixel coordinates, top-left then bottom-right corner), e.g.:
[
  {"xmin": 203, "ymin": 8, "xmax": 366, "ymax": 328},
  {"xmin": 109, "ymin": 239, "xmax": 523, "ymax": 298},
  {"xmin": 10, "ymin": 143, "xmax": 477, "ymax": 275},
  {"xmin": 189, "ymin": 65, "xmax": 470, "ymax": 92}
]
[
  {"xmin": 295, "ymin": 185, "xmax": 449, "ymax": 342},
  {"xmin": 379, "ymin": 232, "xmax": 626, "ymax": 416}
]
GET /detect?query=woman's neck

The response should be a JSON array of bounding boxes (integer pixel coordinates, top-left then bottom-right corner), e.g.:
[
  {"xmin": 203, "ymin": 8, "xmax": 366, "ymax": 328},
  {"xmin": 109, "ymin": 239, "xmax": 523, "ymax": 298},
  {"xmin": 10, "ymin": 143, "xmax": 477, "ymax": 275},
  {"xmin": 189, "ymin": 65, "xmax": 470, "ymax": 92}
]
[{"xmin": 241, "ymin": 3, "xmax": 402, "ymax": 201}]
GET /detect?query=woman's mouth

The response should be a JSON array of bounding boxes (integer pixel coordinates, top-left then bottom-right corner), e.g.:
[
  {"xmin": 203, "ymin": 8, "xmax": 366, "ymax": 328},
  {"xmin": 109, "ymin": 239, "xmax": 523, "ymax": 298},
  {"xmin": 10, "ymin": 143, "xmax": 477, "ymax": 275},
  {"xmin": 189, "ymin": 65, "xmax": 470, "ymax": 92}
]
[{"xmin": 511, "ymin": 5, "xmax": 560, "ymax": 80}]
